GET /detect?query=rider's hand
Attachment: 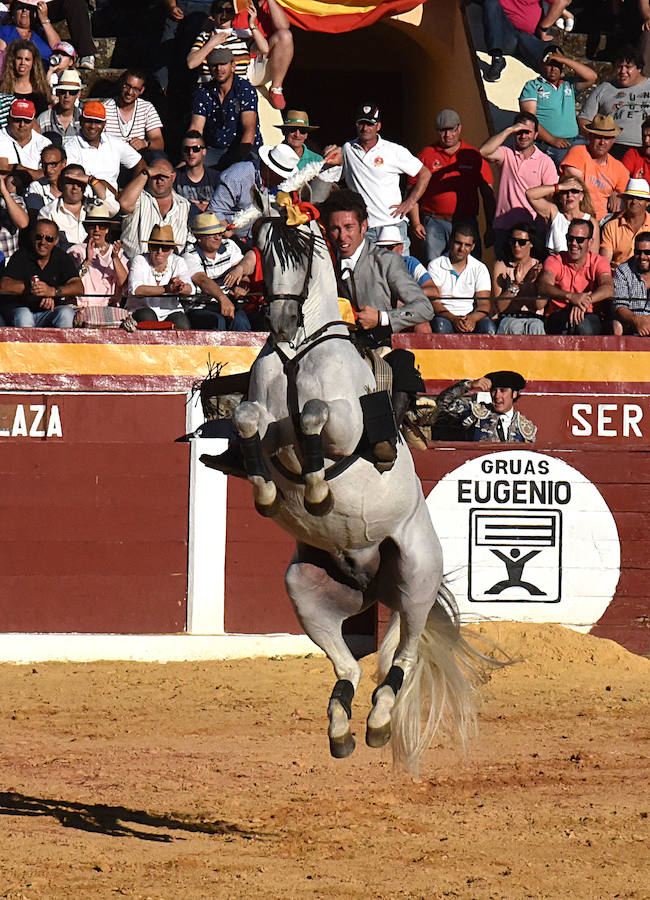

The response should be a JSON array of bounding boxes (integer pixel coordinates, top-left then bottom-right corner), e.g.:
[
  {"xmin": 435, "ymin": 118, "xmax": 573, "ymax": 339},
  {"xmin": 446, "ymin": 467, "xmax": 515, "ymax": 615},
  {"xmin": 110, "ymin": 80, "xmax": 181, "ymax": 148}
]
[{"xmin": 357, "ymin": 305, "xmax": 380, "ymax": 329}]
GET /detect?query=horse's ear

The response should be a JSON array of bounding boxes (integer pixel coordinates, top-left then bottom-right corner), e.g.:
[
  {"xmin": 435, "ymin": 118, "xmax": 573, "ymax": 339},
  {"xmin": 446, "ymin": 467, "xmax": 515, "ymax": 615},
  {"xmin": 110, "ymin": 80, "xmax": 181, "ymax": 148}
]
[
  {"xmin": 298, "ymin": 182, "xmax": 312, "ymax": 203},
  {"xmin": 250, "ymin": 185, "xmax": 268, "ymax": 214}
]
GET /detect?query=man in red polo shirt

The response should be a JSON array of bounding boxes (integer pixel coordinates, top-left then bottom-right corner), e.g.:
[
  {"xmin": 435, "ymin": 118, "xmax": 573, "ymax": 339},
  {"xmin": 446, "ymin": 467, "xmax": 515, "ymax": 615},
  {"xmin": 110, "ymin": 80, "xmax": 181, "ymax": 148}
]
[
  {"xmin": 539, "ymin": 218, "xmax": 614, "ymax": 334},
  {"xmin": 409, "ymin": 109, "xmax": 495, "ymax": 264},
  {"xmin": 623, "ymin": 116, "xmax": 650, "ymax": 183}
]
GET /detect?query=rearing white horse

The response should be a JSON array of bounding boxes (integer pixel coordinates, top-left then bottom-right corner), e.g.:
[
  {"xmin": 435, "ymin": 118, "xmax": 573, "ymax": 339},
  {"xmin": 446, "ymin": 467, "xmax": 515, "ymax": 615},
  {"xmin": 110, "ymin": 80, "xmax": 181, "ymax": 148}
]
[{"xmin": 204, "ymin": 212, "xmax": 492, "ymax": 775}]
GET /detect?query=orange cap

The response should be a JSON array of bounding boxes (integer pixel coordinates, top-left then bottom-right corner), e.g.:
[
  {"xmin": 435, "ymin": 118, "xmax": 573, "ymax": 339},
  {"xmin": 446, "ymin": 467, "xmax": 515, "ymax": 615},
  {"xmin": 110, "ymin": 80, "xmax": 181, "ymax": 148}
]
[{"xmin": 82, "ymin": 101, "xmax": 106, "ymax": 122}]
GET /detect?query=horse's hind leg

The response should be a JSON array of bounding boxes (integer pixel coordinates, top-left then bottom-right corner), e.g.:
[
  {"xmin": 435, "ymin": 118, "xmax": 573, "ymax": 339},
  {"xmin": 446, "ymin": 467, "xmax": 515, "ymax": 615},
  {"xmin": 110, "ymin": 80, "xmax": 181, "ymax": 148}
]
[
  {"xmin": 365, "ymin": 506, "xmax": 441, "ymax": 751},
  {"xmin": 285, "ymin": 551, "xmax": 364, "ymax": 759},
  {"xmin": 299, "ymin": 399, "xmax": 333, "ymax": 517},
  {"xmin": 234, "ymin": 401, "xmax": 279, "ymax": 517}
]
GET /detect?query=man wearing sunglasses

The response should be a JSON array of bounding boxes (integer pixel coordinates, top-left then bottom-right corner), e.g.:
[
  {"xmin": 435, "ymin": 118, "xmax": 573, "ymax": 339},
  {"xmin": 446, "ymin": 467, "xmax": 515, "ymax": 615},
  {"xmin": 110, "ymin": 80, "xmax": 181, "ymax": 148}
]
[
  {"xmin": 279, "ymin": 110, "xmax": 322, "ymax": 171},
  {"xmin": 0, "ymin": 220, "xmax": 82, "ymax": 328},
  {"xmin": 39, "ymin": 163, "xmax": 120, "ymax": 251},
  {"xmin": 25, "ymin": 145, "xmax": 66, "ymax": 214},
  {"xmin": 37, "ymin": 70, "xmax": 82, "ymax": 141},
  {"xmin": 539, "ymin": 219, "xmax": 614, "ymax": 334},
  {"xmin": 174, "ymin": 129, "xmax": 221, "ymax": 215},
  {"xmin": 612, "ymin": 231, "xmax": 650, "ymax": 335}
]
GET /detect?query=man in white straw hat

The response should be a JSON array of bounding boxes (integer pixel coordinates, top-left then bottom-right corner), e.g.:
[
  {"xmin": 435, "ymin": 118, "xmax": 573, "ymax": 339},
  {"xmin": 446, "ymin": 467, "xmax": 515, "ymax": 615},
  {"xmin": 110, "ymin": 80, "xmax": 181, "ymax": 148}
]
[
  {"xmin": 601, "ymin": 178, "xmax": 650, "ymax": 269},
  {"xmin": 38, "ymin": 68, "xmax": 82, "ymax": 141},
  {"xmin": 561, "ymin": 115, "xmax": 629, "ymax": 221},
  {"xmin": 207, "ymin": 143, "xmax": 298, "ymax": 240}
]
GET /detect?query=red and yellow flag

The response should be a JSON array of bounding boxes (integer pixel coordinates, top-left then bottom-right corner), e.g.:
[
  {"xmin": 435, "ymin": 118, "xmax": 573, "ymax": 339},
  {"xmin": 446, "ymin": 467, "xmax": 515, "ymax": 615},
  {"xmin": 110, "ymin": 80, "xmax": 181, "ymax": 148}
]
[{"xmin": 278, "ymin": 0, "xmax": 425, "ymax": 33}]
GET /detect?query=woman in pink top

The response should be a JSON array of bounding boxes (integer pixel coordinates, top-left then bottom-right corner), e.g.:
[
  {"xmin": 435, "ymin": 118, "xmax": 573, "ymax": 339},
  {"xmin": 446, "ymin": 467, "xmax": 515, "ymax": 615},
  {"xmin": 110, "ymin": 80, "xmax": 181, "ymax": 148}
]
[{"xmin": 68, "ymin": 205, "xmax": 129, "ymax": 306}]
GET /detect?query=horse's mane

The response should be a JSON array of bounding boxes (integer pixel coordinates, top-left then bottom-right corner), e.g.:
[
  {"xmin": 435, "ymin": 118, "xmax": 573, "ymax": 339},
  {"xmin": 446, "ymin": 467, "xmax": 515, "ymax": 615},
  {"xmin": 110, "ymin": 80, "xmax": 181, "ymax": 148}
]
[{"xmin": 260, "ymin": 217, "xmax": 325, "ymax": 270}]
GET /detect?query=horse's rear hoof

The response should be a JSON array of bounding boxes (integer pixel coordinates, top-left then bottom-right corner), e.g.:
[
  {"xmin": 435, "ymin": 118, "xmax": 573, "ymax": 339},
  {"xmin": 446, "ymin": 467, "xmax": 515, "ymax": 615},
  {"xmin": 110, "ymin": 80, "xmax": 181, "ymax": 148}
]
[
  {"xmin": 366, "ymin": 722, "xmax": 391, "ymax": 748},
  {"xmin": 304, "ymin": 489, "xmax": 334, "ymax": 517},
  {"xmin": 329, "ymin": 730, "xmax": 356, "ymax": 758}
]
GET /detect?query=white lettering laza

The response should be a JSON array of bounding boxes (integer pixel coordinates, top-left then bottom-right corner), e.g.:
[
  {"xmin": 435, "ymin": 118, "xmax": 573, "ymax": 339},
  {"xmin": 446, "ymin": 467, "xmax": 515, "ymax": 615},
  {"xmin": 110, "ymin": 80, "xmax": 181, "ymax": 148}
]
[{"xmin": 0, "ymin": 404, "xmax": 63, "ymax": 439}]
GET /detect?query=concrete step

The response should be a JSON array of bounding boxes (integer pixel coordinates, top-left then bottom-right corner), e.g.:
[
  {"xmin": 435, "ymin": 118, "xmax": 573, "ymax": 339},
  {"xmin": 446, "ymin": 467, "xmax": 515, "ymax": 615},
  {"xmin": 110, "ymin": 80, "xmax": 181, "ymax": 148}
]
[{"xmin": 81, "ymin": 68, "xmax": 124, "ymax": 99}]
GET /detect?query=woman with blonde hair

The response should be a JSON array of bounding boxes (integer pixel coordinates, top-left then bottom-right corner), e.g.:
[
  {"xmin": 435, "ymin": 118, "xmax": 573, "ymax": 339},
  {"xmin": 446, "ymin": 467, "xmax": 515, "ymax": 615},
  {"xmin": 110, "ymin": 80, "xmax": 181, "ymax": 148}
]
[
  {"xmin": 0, "ymin": 39, "xmax": 51, "ymax": 114},
  {"xmin": 526, "ymin": 174, "xmax": 600, "ymax": 252}
]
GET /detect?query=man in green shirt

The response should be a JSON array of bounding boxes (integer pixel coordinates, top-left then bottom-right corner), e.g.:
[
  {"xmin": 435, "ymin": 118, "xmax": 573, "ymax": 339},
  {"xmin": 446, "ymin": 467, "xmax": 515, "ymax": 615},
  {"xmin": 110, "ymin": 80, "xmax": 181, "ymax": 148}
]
[
  {"xmin": 279, "ymin": 109, "xmax": 323, "ymax": 171},
  {"xmin": 519, "ymin": 51, "xmax": 596, "ymax": 167}
]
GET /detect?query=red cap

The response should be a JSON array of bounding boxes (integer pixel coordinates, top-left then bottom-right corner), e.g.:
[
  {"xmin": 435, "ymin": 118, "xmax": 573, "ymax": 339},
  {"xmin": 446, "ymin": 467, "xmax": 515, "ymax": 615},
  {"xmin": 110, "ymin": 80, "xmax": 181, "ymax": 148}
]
[
  {"xmin": 82, "ymin": 101, "xmax": 106, "ymax": 122},
  {"xmin": 10, "ymin": 99, "xmax": 35, "ymax": 121}
]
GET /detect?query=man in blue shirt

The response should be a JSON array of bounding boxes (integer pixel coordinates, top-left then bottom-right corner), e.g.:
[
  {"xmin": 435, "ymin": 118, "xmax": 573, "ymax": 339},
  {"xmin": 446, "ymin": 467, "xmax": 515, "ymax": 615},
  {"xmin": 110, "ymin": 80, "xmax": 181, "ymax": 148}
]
[
  {"xmin": 189, "ymin": 47, "xmax": 262, "ymax": 171},
  {"xmin": 519, "ymin": 51, "xmax": 596, "ymax": 167}
]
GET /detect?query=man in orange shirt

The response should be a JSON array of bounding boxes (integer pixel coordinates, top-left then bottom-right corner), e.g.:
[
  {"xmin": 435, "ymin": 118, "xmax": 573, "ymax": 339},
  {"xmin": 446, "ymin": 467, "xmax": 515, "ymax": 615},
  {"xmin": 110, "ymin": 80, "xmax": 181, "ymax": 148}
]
[
  {"xmin": 409, "ymin": 109, "xmax": 495, "ymax": 263},
  {"xmin": 539, "ymin": 219, "xmax": 614, "ymax": 334},
  {"xmin": 561, "ymin": 115, "xmax": 629, "ymax": 221},
  {"xmin": 600, "ymin": 178, "xmax": 650, "ymax": 269}
]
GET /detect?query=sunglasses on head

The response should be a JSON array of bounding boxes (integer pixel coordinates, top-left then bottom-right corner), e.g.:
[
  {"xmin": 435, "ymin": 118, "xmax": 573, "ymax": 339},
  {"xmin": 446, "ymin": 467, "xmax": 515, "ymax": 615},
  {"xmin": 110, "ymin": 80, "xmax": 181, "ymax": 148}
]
[
  {"xmin": 567, "ymin": 235, "xmax": 588, "ymax": 244},
  {"xmin": 510, "ymin": 237, "xmax": 530, "ymax": 246},
  {"xmin": 35, "ymin": 233, "xmax": 56, "ymax": 243},
  {"xmin": 183, "ymin": 145, "xmax": 204, "ymax": 153}
]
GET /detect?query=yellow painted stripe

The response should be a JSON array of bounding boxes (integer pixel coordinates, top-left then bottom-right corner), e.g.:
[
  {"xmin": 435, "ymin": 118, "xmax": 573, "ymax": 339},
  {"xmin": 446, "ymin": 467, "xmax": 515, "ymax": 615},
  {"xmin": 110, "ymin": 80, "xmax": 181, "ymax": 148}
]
[
  {"xmin": 413, "ymin": 349, "xmax": 650, "ymax": 383},
  {"xmin": 0, "ymin": 343, "xmax": 261, "ymax": 377},
  {"xmin": 280, "ymin": 0, "xmax": 382, "ymax": 16},
  {"xmin": 0, "ymin": 341, "xmax": 647, "ymax": 383}
]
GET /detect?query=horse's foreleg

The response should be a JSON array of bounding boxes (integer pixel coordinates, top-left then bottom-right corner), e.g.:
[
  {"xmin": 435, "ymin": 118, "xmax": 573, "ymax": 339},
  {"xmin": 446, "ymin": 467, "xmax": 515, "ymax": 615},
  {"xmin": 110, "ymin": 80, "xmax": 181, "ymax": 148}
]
[
  {"xmin": 234, "ymin": 401, "xmax": 280, "ymax": 517},
  {"xmin": 299, "ymin": 399, "xmax": 333, "ymax": 517},
  {"xmin": 286, "ymin": 555, "xmax": 364, "ymax": 759}
]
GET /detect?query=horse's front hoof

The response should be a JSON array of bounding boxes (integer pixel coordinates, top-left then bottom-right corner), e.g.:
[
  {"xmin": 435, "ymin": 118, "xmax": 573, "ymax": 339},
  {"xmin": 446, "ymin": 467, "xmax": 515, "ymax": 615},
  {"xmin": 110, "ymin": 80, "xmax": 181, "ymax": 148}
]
[
  {"xmin": 329, "ymin": 729, "xmax": 356, "ymax": 758},
  {"xmin": 366, "ymin": 721, "xmax": 391, "ymax": 748},
  {"xmin": 304, "ymin": 489, "xmax": 334, "ymax": 517},
  {"xmin": 255, "ymin": 492, "xmax": 282, "ymax": 518}
]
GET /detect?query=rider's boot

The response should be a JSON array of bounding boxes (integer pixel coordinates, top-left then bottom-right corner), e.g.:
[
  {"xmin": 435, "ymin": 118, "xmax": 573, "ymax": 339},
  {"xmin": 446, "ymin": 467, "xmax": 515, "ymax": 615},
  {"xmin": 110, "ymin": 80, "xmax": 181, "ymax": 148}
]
[
  {"xmin": 394, "ymin": 391, "xmax": 428, "ymax": 452},
  {"xmin": 200, "ymin": 442, "xmax": 247, "ymax": 478}
]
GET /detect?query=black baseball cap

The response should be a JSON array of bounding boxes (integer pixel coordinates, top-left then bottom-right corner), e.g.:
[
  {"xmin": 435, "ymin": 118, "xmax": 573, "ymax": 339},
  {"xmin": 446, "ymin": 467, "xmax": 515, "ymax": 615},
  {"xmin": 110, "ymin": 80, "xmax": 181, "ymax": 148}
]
[{"xmin": 355, "ymin": 103, "xmax": 380, "ymax": 124}]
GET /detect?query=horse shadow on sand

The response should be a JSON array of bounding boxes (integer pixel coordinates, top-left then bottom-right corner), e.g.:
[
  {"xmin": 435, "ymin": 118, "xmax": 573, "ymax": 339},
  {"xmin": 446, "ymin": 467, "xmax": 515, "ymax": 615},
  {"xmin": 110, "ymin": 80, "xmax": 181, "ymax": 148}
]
[{"xmin": 0, "ymin": 791, "xmax": 268, "ymax": 843}]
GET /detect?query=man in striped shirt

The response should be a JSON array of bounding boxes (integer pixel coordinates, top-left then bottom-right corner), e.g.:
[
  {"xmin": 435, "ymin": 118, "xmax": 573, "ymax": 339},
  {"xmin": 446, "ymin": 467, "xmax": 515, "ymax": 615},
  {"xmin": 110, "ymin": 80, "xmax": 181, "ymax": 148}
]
[
  {"xmin": 119, "ymin": 157, "xmax": 192, "ymax": 258},
  {"xmin": 103, "ymin": 70, "xmax": 164, "ymax": 154},
  {"xmin": 613, "ymin": 230, "xmax": 650, "ymax": 335}
]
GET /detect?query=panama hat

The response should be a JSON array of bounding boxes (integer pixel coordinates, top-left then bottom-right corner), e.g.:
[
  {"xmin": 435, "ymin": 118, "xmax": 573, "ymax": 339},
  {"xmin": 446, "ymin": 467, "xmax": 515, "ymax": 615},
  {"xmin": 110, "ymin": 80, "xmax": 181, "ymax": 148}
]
[
  {"xmin": 621, "ymin": 177, "xmax": 650, "ymax": 200},
  {"xmin": 84, "ymin": 203, "xmax": 121, "ymax": 227},
  {"xmin": 280, "ymin": 110, "xmax": 319, "ymax": 132},
  {"xmin": 146, "ymin": 224, "xmax": 179, "ymax": 247},
  {"xmin": 258, "ymin": 144, "xmax": 299, "ymax": 178},
  {"xmin": 584, "ymin": 114, "xmax": 622, "ymax": 138},
  {"xmin": 191, "ymin": 213, "xmax": 227, "ymax": 235},
  {"xmin": 55, "ymin": 69, "xmax": 82, "ymax": 92},
  {"xmin": 375, "ymin": 225, "xmax": 404, "ymax": 246}
]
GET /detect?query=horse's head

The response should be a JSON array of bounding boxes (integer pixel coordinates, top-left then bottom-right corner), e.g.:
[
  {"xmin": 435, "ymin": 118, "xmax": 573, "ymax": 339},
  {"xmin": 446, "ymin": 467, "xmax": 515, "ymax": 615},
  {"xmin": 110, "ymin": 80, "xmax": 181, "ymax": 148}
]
[{"xmin": 256, "ymin": 217, "xmax": 325, "ymax": 345}]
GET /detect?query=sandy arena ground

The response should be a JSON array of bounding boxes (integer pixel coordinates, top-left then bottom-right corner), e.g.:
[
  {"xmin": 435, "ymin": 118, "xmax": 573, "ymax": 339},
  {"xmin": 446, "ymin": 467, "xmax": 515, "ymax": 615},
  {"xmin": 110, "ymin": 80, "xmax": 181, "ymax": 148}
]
[{"xmin": 0, "ymin": 622, "xmax": 648, "ymax": 899}]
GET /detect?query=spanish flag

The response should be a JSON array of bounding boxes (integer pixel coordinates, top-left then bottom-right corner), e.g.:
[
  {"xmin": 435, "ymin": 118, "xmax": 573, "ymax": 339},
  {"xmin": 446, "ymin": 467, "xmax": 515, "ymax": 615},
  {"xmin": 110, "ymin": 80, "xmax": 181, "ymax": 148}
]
[{"xmin": 279, "ymin": 0, "xmax": 425, "ymax": 33}]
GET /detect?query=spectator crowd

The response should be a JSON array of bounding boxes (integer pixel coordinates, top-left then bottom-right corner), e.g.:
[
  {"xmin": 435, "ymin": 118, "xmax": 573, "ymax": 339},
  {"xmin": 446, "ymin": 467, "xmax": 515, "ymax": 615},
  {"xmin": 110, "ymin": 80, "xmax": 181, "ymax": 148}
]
[{"xmin": 0, "ymin": 0, "xmax": 649, "ymax": 338}]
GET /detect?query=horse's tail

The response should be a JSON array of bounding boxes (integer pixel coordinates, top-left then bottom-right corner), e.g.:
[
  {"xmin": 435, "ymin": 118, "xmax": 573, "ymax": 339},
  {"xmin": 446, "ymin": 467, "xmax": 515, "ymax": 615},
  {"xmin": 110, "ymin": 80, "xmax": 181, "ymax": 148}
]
[{"xmin": 377, "ymin": 582, "xmax": 509, "ymax": 778}]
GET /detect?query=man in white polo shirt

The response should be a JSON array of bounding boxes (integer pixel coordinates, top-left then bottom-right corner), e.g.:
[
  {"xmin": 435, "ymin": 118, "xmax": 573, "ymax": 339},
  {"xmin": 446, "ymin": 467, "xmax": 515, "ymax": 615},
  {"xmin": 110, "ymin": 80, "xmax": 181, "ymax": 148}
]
[
  {"xmin": 0, "ymin": 100, "xmax": 51, "ymax": 178},
  {"xmin": 427, "ymin": 223, "xmax": 495, "ymax": 333},
  {"xmin": 64, "ymin": 101, "xmax": 146, "ymax": 189},
  {"xmin": 323, "ymin": 103, "xmax": 430, "ymax": 253}
]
